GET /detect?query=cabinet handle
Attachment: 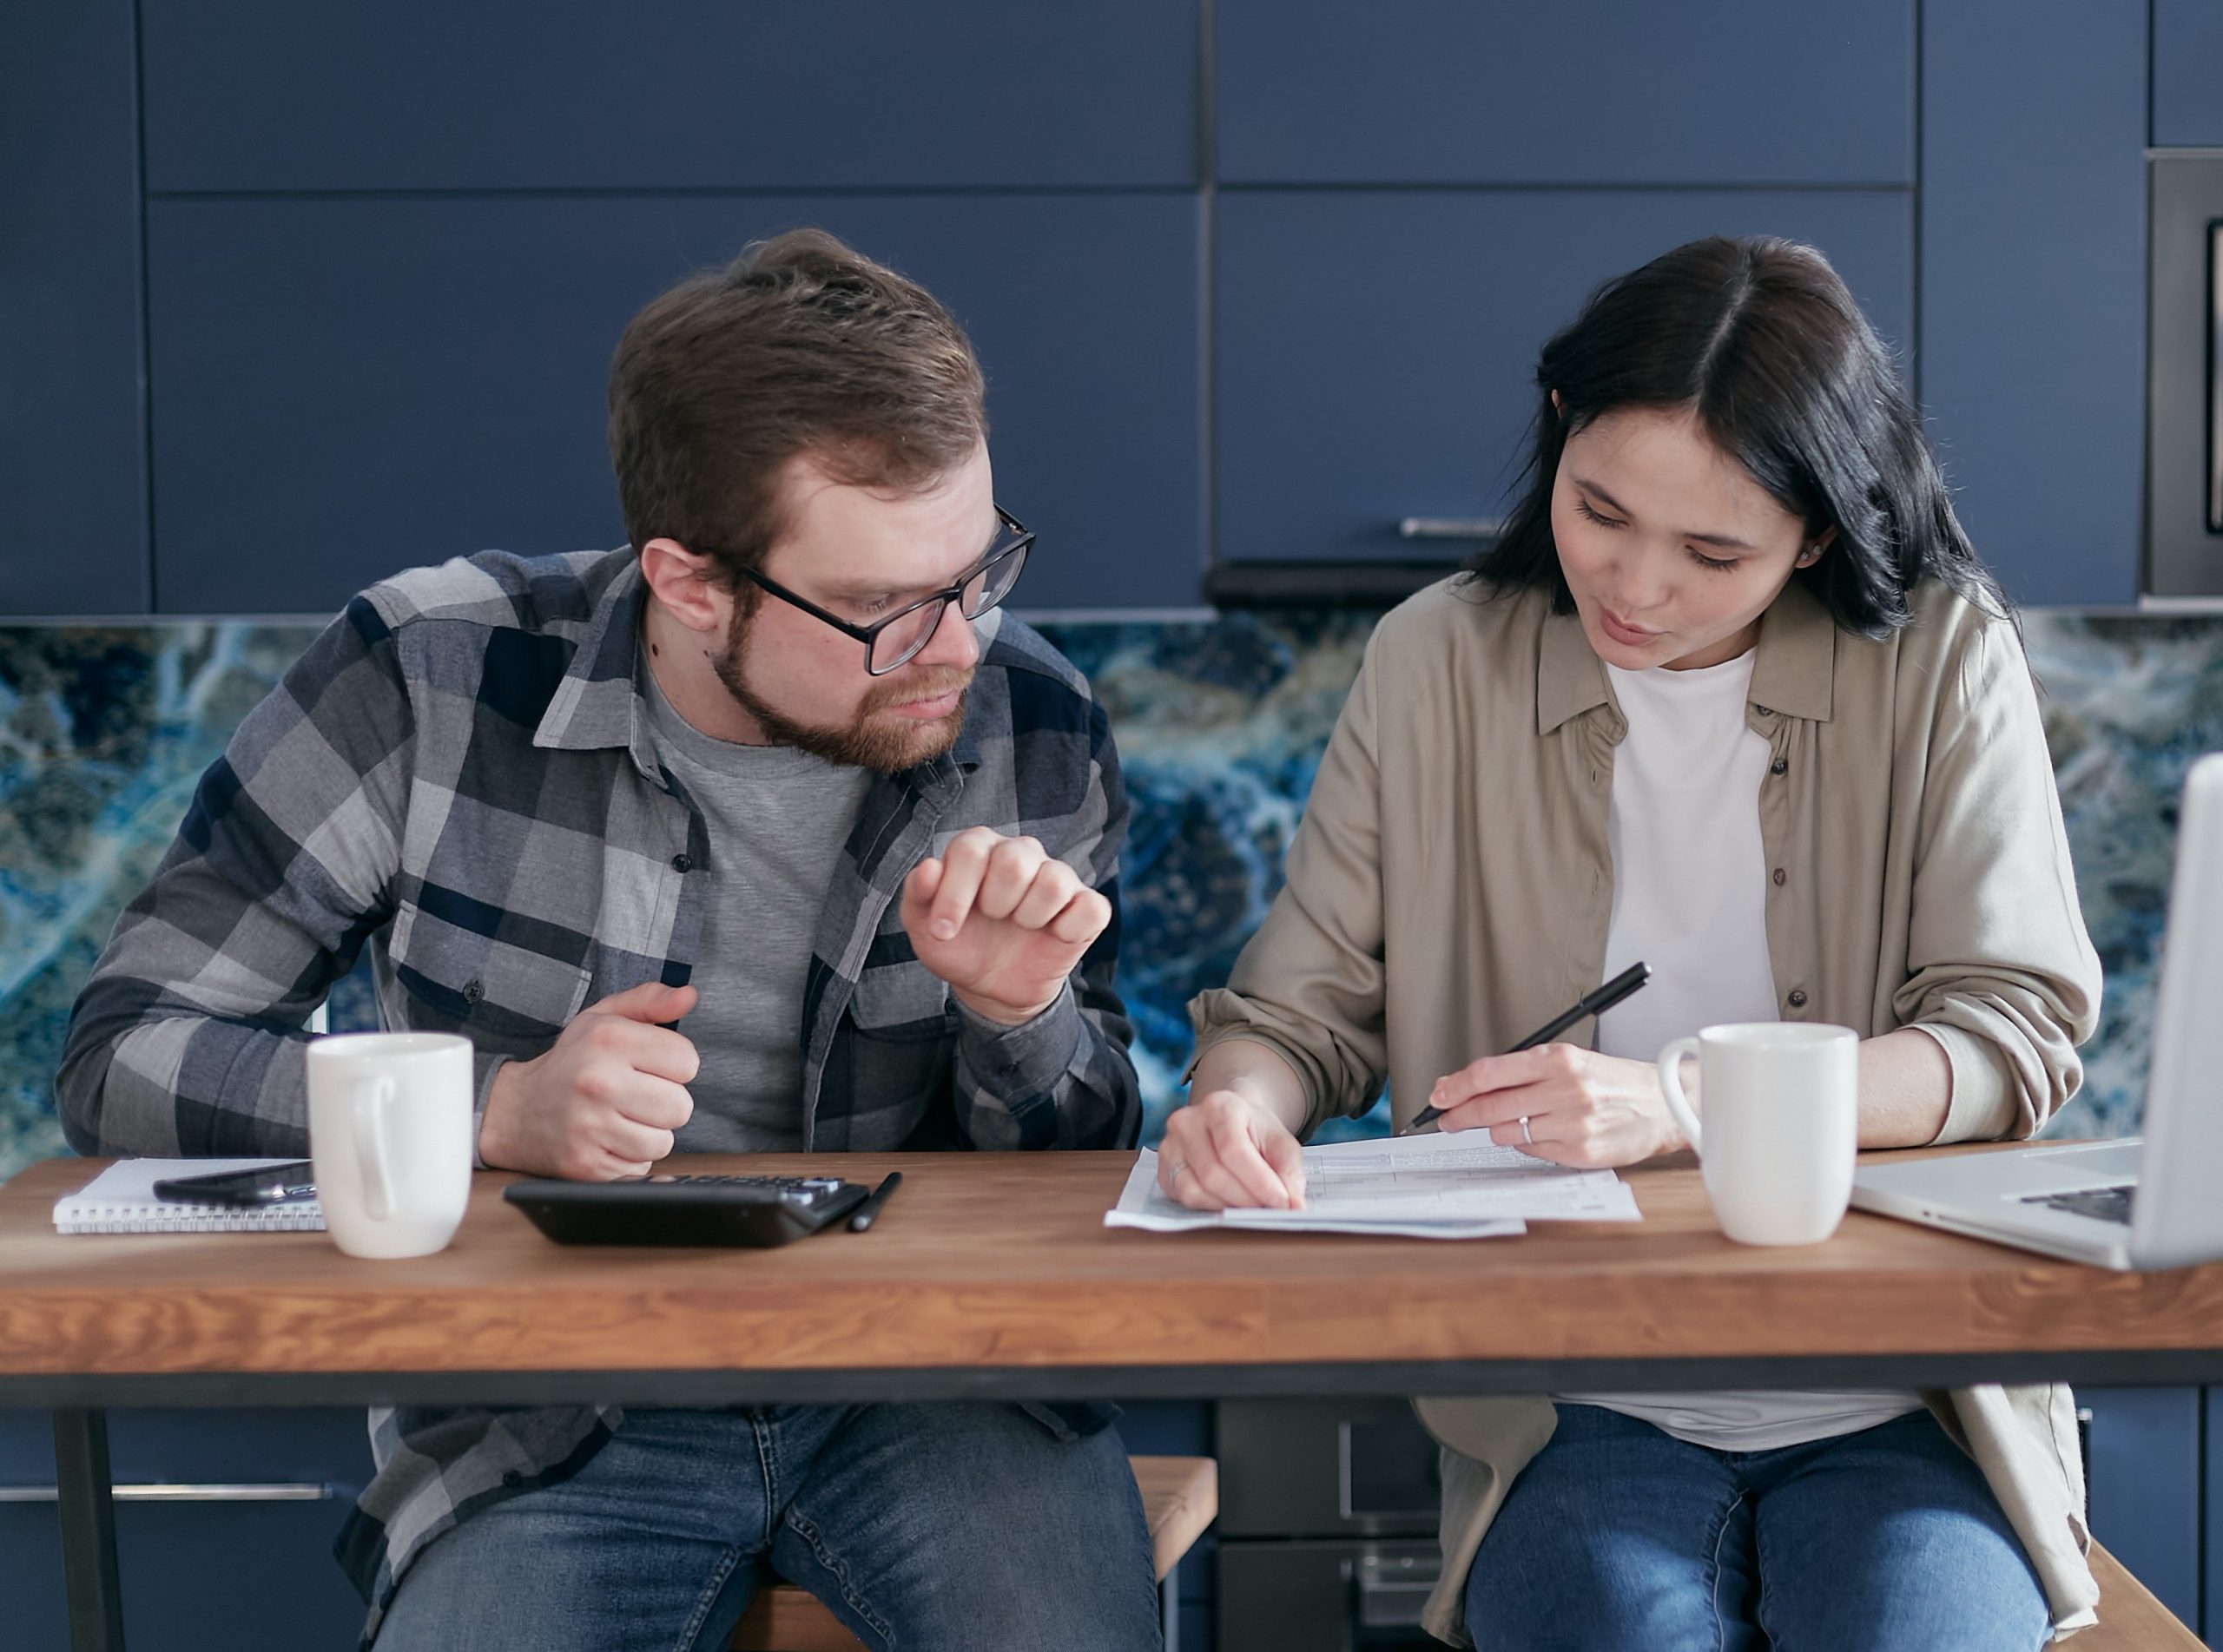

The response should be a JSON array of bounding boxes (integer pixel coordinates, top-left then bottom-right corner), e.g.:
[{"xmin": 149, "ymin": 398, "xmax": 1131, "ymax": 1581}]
[
  {"xmin": 1355, "ymin": 1552, "xmax": 1439, "ymax": 1628},
  {"xmin": 0, "ymin": 1482, "xmax": 340, "ymax": 1504},
  {"xmin": 1397, "ymin": 517, "xmax": 1503, "ymax": 541}
]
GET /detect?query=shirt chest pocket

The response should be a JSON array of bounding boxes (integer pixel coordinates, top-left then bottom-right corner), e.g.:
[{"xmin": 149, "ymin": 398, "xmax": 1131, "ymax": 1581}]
[
  {"xmin": 394, "ymin": 915, "xmax": 594, "ymax": 1045},
  {"xmin": 847, "ymin": 964, "xmax": 958, "ymax": 1042},
  {"xmin": 841, "ymin": 964, "xmax": 960, "ymax": 1126}
]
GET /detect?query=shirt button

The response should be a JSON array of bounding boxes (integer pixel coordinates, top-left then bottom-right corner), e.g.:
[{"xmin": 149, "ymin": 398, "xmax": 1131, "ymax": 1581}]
[
  {"xmin": 1771, "ymin": 757, "xmax": 1789, "ymax": 776},
  {"xmin": 671, "ymin": 852, "xmax": 692, "ymax": 873},
  {"xmin": 1771, "ymin": 867, "xmax": 1787, "ymax": 886},
  {"xmin": 1787, "ymin": 989, "xmax": 1809, "ymax": 1009}
]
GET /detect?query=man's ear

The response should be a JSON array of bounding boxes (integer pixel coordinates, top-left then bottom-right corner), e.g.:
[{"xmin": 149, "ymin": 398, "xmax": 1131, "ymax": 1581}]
[{"xmin": 638, "ymin": 538, "xmax": 728, "ymax": 635}]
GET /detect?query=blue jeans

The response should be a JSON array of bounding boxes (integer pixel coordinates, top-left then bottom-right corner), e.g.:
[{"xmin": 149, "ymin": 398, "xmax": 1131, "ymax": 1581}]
[
  {"xmin": 372, "ymin": 1402, "xmax": 1162, "ymax": 1651},
  {"xmin": 1463, "ymin": 1404, "xmax": 2050, "ymax": 1652}
]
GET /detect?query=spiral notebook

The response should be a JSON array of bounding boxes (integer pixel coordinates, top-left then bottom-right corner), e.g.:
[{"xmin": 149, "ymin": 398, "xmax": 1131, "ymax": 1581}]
[{"xmin": 53, "ymin": 1157, "xmax": 327, "ymax": 1234}]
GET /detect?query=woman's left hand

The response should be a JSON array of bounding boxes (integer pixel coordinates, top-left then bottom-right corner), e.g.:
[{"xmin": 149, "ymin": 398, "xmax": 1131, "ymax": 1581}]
[{"xmin": 1426, "ymin": 1044, "xmax": 1685, "ymax": 1168}]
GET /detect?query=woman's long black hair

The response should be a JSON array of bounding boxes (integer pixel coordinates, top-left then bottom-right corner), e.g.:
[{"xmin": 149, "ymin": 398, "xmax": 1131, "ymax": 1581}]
[{"xmin": 1464, "ymin": 236, "xmax": 2005, "ymax": 637}]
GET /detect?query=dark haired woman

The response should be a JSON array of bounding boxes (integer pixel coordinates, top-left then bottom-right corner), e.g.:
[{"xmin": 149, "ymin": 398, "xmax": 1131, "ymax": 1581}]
[{"xmin": 1162, "ymin": 237, "xmax": 2101, "ymax": 1648}]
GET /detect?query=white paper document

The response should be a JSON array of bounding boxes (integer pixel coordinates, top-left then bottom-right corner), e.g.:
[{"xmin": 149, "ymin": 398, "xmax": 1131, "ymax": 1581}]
[{"xmin": 1105, "ymin": 1129, "xmax": 1641, "ymax": 1240}]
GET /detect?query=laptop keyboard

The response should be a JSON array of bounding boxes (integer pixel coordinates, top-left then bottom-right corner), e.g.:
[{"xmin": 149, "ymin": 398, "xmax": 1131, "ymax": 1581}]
[{"xmin": 2022, "ymin": 1184, "xmax": 2136, "ymax": 1225}]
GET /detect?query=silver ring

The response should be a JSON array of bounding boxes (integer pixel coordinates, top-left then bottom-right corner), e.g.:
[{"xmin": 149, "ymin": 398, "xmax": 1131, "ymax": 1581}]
[
  {"xmin": 1169, "ymin": 1161, "xmax": 1189, "ymax": 1181},
  {"xmin": 1519, "ymin": 1116, "xmax": 1534, "ymax": 1146}
]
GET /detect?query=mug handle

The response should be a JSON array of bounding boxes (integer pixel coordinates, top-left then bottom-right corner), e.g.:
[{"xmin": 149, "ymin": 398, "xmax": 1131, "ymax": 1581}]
[
  {"xmin": 353, "ymin": 1075, "xmax": 398, "ymax": 1222},
  {"xmin": 1656, "ymin": 1037, "xmax": 1703, "ymax": 1157}
]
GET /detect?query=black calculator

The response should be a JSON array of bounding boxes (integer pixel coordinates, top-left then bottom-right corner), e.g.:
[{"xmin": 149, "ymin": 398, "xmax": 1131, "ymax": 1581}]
[{"xmin": 503, "ymin": 1174, "xmax": 870, "ymax": 1248}]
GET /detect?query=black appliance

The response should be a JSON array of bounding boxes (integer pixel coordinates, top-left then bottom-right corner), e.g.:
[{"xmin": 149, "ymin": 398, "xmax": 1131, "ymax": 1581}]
[
  {"xmin": 1216, "ymin": 1398, "xmax": 1446, "ymax": 1652},
  {"xmin": 2148, "ymin": 152, "xmax": 2223, "ymax": 597}
]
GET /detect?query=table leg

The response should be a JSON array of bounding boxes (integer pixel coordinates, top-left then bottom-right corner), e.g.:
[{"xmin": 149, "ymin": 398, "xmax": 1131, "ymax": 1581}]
[
  {"xmin": 53, "ymin": 1408, "xmax": 128, "ymax": 1651},
  {"xmin": 1160, "ymin": 1556, "xmax": 1179, "ymax": 1652}
]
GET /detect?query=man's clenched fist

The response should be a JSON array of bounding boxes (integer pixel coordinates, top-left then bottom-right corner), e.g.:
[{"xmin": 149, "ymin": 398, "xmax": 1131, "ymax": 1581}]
[
  {"xmin": 900, "ymin": 827, "xmax": 1109, "ymax": 1025},
  {"xmin": 478, "ymin": 980, "xmax": 699, "ymax": 1179}
]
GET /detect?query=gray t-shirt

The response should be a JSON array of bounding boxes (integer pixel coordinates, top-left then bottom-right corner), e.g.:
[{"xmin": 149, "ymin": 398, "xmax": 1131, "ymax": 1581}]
[{"xmin": 642, "ymin": 667, "xmax": 874, "ymax": 1150}]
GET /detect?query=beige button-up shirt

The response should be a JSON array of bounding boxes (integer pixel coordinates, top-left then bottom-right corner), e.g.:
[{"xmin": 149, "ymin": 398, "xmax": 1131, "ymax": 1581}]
[{"xmin": 1190, "ymin": 574, "xmax": 2105, "ymax": 1641}]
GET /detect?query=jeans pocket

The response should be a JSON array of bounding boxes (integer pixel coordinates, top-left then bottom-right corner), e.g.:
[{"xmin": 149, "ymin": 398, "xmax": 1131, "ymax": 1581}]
[
  {"xmin": 1013, "ymin": 1401, "xmax": 1080, "ymax": 1442},
  {"xmin": 1013, "ymin": 1400, "xmax": 1122, "ymax": 1442}
]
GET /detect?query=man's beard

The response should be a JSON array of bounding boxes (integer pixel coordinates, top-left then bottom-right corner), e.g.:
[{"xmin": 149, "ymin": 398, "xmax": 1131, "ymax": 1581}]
[{"xmin": 713, "ymin": 603, "xmax": 972, "ymax": 774}]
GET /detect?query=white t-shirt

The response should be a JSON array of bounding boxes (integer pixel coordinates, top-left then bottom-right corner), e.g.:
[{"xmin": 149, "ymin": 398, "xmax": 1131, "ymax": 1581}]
[{"xmin": 1556, "ymin": 648, "xmax": 1923, "ymax": 1451}]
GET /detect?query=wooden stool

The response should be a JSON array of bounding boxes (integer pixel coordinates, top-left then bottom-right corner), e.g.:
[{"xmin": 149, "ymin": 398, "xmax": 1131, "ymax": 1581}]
[
  {"xmin": 2083, "ymin": 1541, "xmax": 2204, "ymax": 1650},
  {"xmin": 730, "ymin": 1454, "xmax": 1217, "ymax": 1652}
]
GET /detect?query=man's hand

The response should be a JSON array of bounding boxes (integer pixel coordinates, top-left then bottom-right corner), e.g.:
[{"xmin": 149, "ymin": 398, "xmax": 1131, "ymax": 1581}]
[
  {"xmin": 900, "ymin": 827, "xmax": 1110, "ymax": 1025},
  {"xmin": 478, "ymin": 981, "xmax": 700, "ymax": 1179}
]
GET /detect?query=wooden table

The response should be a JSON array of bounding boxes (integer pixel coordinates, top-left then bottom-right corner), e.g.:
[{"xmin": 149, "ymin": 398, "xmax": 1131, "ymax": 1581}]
[{"xmin": 9, "ymin": 1148, "xmax": 2223, "ymax": 1649}]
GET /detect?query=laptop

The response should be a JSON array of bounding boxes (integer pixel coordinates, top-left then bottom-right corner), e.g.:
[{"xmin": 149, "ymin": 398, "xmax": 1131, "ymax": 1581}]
[{"xmin": 1850, "ymin": 752, "xmax": 2223, "ymax": 1270}]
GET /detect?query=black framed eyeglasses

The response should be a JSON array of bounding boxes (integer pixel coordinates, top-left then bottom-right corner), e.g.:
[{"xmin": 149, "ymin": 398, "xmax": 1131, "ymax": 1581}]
[{"xmin": 719, "ymin": 507, "xmax": 1034, "ymax": 676}]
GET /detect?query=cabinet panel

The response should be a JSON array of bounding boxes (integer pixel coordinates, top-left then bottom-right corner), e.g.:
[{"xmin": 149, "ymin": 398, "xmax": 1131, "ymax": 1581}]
[
  {"xmin": 2154, "ymin": 0, "xmax": 2223, "ymax": 148},
  {"xmin": 2081, "ymin": 1387, "xmax": 2200, "ymax": 1629},
  {"xmin": 1216, "ymin": 1, "xmax": 1912, "ymax": 186},
  {"xmin": 2206, "ymin": 1386, "xmax": 2223, "ymax": 1642},
  {"xmin": 0, "ymin": 0, "xmax": 148, "ymax": 615},
  {"xmin": 1214, "ymin": 191, "xmax": 1912, "ymax": 566},
  {"xmin": 148, "ymin": 194, "xmax": 1202, "ymax": 614},
  {"xmin": 1918, "ymin": 0, "xmax": 2146, "ymax": 606},
  {"xmin": 142, "ymin": 1, "xmax": 1197, "ymax": 192}
]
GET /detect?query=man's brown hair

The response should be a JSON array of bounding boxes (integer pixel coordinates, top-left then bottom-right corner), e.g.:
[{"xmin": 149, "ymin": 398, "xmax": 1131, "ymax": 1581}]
[{"xmin": 607, "ymin": 228, "xmax": 987, "ymax": 582}]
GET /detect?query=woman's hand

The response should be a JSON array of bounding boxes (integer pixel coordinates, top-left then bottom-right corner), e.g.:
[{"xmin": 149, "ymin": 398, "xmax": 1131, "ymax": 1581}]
[
  {"xmin": 1158, "ymin": 1089, "xmax": 1309, "ymax": 1210},
  {"xmin": 1427, "ymin": 1044, "xmax": 1686, "ymax": 1168}
]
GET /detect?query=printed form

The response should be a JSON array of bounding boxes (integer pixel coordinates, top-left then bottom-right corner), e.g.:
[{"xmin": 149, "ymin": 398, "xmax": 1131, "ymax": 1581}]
[{"xmin": 1107, "ymin": 1129, "xmax": 1642, "ymax": 1240}]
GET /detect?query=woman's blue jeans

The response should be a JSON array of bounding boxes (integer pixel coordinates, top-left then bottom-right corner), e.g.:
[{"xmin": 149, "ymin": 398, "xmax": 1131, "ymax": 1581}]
[
  {"xmin": 372, "ymin": 1401, "xmax": 1163, "ymax": 1651},
  {"xmin": 1462, "ymin": 1403, "xmax": 2051, "ymax": 1651}
]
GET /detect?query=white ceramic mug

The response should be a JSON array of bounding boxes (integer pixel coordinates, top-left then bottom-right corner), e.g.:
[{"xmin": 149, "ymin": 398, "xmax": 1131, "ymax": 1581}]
[
  {"xmin": 1655, "ymin": 1022, "xmax": 1859, "ymax": 1246},
  {"xmin": 307, "ymin": 1032, "xmax": 473, "ymax": 1259}
]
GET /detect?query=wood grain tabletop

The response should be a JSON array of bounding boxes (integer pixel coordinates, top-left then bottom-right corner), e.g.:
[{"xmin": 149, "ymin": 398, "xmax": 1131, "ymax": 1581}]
[{"xmin": 6, "ymin": 1148, "xmax": 2223, "ymax": 1392}]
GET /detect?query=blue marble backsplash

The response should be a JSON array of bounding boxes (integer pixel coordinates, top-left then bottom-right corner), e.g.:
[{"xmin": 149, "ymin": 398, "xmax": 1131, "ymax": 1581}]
[{"xmin": 3, "ymin": 605, "xmax": 2220, "ymax": 1180}]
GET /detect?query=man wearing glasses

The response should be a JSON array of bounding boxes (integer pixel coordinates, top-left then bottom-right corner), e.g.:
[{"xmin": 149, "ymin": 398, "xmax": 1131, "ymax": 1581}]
[{"xmin": 58, "ymin": 230, "xmax": 1156, "ymax": 1650}]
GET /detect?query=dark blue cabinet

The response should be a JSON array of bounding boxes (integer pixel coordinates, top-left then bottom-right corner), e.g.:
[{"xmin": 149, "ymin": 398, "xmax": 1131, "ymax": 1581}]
[
  {"xmin": 1916, "ymin": 0, "xmax": 2147, "ymax": 607},
  {"xmin": 0, "ymin": 0, "xmax": 149, "ymax": 615},
  {"xmin": 147, "ymin": 194, "xmax": 1203, "ymax": 615},
  {"xmin": 3, "ymin": 1402, "xmax": 1214, "ymax": 1652},
  {"xmin": 0, "ymin": 0, "xmax": 2173, "ymax": 618},
  {"xmin": 142, "ymin": 1, "xmax": 1199, "ymax": 191},
  {"xmin": 2152, "ymin": 0, "xmax": 2223, "ymax": 148},
  {"xmin": 2207, "ymin": 1387, "xmax": 2223, "ymax": 1641},
  {"xmin": 2081, "ymin": 1386, "xmax": 2202, "ymax": 1630},
  {"xmin": 1, "ymin": 1407, "xmax": 372, "ymax": 1651},
  {"xmin": 1213, "ymin": 190, "xmax": 1913, "ymax": 566},
  {"xmin": 1216, "ymin": 1, "xmax": 1913, "ymax": 186}
]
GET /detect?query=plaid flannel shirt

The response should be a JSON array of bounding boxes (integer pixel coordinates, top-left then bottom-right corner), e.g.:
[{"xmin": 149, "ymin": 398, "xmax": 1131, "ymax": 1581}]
[{"xmin": 56, "ymin": 547, "xmax": 1139, "ymax": 1636}]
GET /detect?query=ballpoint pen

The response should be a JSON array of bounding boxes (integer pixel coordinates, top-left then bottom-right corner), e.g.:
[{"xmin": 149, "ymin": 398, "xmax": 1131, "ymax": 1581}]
[
  {"xmin": 1396, "ymin": 961, "xmax": 1652, "ymax": 1136},
  {"xmin": 848, "ymin": 1171, "xmax": 903, "ymax": 1232}
]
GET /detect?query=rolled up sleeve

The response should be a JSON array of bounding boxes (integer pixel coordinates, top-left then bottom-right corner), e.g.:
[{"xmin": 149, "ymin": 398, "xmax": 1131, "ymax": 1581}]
[
  {"xmin": 1186, "ymin": 631, "xmax": 1394, "ymax": 1137},
  {"xmin": 1894, "ymin": 619, "xmax": 2102, "ymax": 1142}
]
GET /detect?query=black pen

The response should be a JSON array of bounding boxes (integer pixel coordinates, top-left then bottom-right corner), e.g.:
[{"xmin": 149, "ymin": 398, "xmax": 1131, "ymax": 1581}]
[
  {"xmin": 1396, "ymin": 961, "xmax": 1652, "ymax": 1136},
  {"xmin": 847, "ymin": 1171, "xmax": 903, "ymax": 1232}
]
